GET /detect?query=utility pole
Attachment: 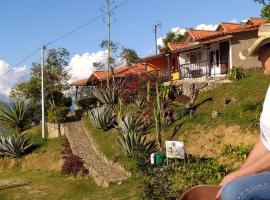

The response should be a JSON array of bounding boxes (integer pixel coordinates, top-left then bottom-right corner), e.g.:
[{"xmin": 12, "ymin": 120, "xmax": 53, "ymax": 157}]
[
  {"xmin": 153, "ymin": 22, "xmax": 161, "ymax": 54},
  {"xmin": 41, "ymin": 45, "xmax": 46, "ymax": 139},
  {"xmin": 107, "ymin": 0, "xmax": 111, "ymax": 87}
]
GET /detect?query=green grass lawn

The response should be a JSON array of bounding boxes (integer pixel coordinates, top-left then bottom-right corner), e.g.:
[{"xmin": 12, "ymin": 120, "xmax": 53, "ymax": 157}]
[{"xmin": 0, "ymin": 124, "xmax": 142, "ymax": 200}]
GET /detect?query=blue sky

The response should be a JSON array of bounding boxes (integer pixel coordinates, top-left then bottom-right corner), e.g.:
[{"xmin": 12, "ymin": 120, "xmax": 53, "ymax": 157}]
[{"xmin": 0, "ymin": 0, "xmax": 263, "ymax": 100}]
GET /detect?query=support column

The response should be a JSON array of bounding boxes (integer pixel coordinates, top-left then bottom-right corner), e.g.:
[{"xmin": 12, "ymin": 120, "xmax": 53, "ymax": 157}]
[
  {"xmin": 207, "ymin": 46, "xmax": 211, "ymax": 77},
  {"xmin": 75, "ymin": 86, "xmax": 78, "ymax": 100},
  {"xmin": 177, "ymin": 53, "xmax": 182, "ymax": 80},
  {"xmin": 166, "ymin": 54, "xmax": 171, "ymax": 82}
]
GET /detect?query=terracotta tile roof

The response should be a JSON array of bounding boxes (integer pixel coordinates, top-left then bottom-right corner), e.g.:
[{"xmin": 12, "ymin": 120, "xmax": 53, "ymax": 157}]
[
  {"xmin": 92, "ymin": 70, "xmax": 110, "ymax": 80},
  {"xmin": 187, "ymin": 29, "xmax": 222, "ymax": 41},
  {"xmin": 71, "ymin": 78, "xmax": 89, "ymax": 86},
  {"xmin": 247, "ymin": 17, "xmax": 268, "ymax": 26},
  {"xmin": 114, "ymin": 63, "xmax": 146, "ymax": 76},
  {"xmin": 216, "ymin": 22, "xmax": 242, "ymax": 32},
  {"xmin": 201, "ymin": 35, "xmax": 233, "ymax": 44},
  {"xmin": 71, "ymin": 64, "xmax": 146, "ymax": 86},
  {"xmin": 168, "ymin": 42, "xmax": 193, "ymax": 51}
]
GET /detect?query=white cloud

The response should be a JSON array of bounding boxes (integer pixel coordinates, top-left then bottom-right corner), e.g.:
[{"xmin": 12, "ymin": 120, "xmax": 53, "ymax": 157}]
[
  {"xmin": 171, "ymin": 27, "xmax": 186, "ymax": 35},
  {"xmin": 230, "ymin": 19, "xmax": 238, "ymax": 23},
  {"xmin": 157, "ymin": 36, "xmax": 165, "ymax": 47},
  {"xmin": 157, "ymin": 27, "xmax": 186, "ymax": 47},
  {"xmin": 0, "ymin": 60, "xmax": 29, "ymax": 101},
  {"xmin": 67, "ymin": 50, "xmax": 107, "ymax": 83},
  {"xmin": 195, "ymin": 24, "xmax": 218, "ymax": 31}
]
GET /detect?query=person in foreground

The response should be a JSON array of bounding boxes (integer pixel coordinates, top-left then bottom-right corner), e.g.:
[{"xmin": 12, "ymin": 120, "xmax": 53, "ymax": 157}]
[{"xmin": 215, "ymin": 23, "xmax": 270, "ymax": 200}]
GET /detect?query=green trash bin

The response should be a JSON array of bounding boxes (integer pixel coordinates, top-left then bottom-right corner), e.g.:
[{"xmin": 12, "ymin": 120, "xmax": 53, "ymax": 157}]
[{"xmin": 154, "ymin": 152, "xmax": 166, "ymax": 167}]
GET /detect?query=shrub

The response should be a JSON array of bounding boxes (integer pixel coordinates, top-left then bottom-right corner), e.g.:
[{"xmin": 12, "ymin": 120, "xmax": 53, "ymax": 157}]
[
  {"xmin": 0, "ymin": 133, "xmax": 33, "ymax": 158},
  {"xmin": 142, "ymin": 165, "xmax": 175, "ymax": 200},
  {"xmin": 133, "ymin": 96, "xmax": 147, "ymax": 111},
  {"xmin": 117, "ymin": 131, "xmax": 157, "ymax": 158},
  {"xmin": 47, "ymin": 106, "xmax": 70, "ymax": 124},
  {"xmin": 61, "ymin": 138, "xmax": 88, "ymax": 177},
  {"xmin": 93, "ymin": 86, "xmax": 121, "ymax": 105},
  {"xmin": 228, "ymin": 67, "xmax": 246, "ymax": 81},
  {"xmin": 76, "ymin": 97, "xmax": 98, "ymax": 110},
  {"xmin": 0, "ymin": 100, "xmax": 33, "ymax": 133},
  {"xmin": 117, "ymin": 113, "xmax": 149, "ymax": 135},
  {"xmin": 221, "ymin": 144, "xmax": 253, "ymax": 161},
  {"xmin": 88, "ymin": 106, "xmax": 116, "ymax": 131},
  {"xmin": 141, "ymin": 154, "xmax": 229, "ymax": 199}
]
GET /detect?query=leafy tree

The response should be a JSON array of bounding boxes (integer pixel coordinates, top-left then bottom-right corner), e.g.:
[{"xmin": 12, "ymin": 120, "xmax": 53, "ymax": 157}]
[
  {"xmin": 10, "ymin": 48, "xmax": 71, "ymax": 107},
  {"xmin": 120, "ymin": 47, "xmax": 140, "ymax": 65},
  {"xmin": 261, "ymin": 4, "xmax": 270, "ymax": 19},
  {"xmin": 162, "ymin": 32, "xmax": 184, "ymax": 48},
  {"xmin": 254, "ymin": 0, "xmax": 270, "ymax": 19}
]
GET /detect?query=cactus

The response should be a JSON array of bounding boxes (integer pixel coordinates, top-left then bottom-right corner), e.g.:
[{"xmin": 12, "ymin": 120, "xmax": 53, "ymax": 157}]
[{"xmin": 154, "ymin": 83, "xmax": 165, "ymax": 151}]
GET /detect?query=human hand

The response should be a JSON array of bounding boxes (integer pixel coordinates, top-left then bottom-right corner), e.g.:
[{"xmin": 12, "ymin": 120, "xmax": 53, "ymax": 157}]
[{"xmin": 215, "ymin": 171, "xmax": 243, "ymax": 200}]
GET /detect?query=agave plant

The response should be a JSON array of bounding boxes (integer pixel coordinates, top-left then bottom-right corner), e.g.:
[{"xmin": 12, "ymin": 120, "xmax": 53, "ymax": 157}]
[
  {"xmin": 0, "ymin": 134, "xmax": 33, "ymax": 158},
  {"xmin": 117, "ymin": 131, "xmax": 157, "ymax": 158},
  {"xmin": 93, "ymin": 85, "xmax": 121, "ymax": 105},
  {"xmin": 117, "ymin": 112, "xmax": 149, "ymax": 135},
  {"xmin": 88, "ymin": 106, "xmax": 116, "ymax": 131},
  {"xmin": 0, "ymin": 101, "xmax": 33, "ymax": 133},
  {"xmin": 133, "ymin": 96, "xmax": 146, "ymax": 111}
]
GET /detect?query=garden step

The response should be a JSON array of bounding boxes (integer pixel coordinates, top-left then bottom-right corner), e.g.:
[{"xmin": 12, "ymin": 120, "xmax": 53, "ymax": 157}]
[{"xmin": 64, "ymin": 120, "xmax": 130, "ymax": 187}]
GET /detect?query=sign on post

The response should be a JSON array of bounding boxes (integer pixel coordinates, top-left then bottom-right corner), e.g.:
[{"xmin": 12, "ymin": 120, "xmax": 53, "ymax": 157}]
[{"xmin": 165, "ymin": 141, "xmax": 185, "ymax": 159}]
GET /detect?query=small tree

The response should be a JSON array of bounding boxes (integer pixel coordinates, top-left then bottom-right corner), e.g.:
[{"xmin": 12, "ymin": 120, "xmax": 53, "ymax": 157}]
[
  {"xmin": 254, "ymin": 0, "xmax": 270, "ymax": 19},
  {"xmin": 120, "ymin": 47, "xmax": 140, "ymax": 65}
]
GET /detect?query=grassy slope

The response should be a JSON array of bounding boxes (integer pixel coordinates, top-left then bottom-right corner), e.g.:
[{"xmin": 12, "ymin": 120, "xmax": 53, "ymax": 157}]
[
  {"xmin": 0, "ymin": 72, "xmax": 269, "ymax": 199},
  {"xmin": 0, "ymin": 125, "xmax": 141, "ymax": 200}
]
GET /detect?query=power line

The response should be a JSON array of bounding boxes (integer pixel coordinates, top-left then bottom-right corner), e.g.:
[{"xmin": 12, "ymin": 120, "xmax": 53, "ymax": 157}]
[
  {"xmin": 46, "ymin": 0, "xmax": 130, "ymax": 47},
  {"xmin": 0, "ymin": 0, "xmax": 130, "ymax": 79},
  {"xmin": 0, "ymin": 48, "xmax": 40, "ymax": 78}
]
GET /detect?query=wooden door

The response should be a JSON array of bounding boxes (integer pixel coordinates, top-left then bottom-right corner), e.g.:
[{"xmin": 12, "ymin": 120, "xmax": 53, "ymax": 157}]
[{"xmin": 219, "ymin": 41, "xmax": 229, "ymax": 74}]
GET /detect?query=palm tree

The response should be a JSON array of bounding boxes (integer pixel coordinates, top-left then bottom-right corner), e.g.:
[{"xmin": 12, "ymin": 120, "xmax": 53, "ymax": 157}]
[{"xmin": 0, "ymin": 101, "xmax": 33, "ymax": 133}]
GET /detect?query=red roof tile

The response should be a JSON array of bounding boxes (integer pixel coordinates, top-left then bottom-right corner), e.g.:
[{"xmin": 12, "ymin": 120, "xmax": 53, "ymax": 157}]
[
  {"xmin": 247, "ymin": 17, "xmax": 268, "ymax": 26},
  {"xmin": 71, "ymin": 78, "xmax": 89, "ymax": 86},
  {"xmin": 216, "ymin": 22, "xmax": 242, "ymax": 32},
  {"xmin": 91, "ymin": 70, "xmax": 110, "ymax": 80},
  {"xmin": 114, "ymin": 63, "xmax": 146, "ymax": 76},
  {"xmin": 187, "ymin": 29, "xmax": 222, "ymax": 41},
  {"xmin": 168, "ymin": 42, "xmax": 193, "ymax": 51}
]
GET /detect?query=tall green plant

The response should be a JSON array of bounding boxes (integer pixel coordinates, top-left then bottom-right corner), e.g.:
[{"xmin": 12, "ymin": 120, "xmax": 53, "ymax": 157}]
[
  {"xmin": 93, "ymin": 86, "xmax": 120, "ymax": 105},
  {"xmin": 0, "ymin": 101, "xmax": 33, "ymax": 133},
  {"xmin": 228, "ymin": 67, "xmax": 246, "ymax": 81},
  {"xmin": 154, "ymin": 84, "xmax": 166, "ymax": 151},
  {"xmin": 117, "ymin": 113, "xmax": 149, "ymax": 135},
  {"xmin": 117, "ymin": 131, "xmax": 157, "ymax": 158},
  {"xmin": 0, "ymin": 133, "xmax": 32, "ymax": 158},
  {"xmin": 88, "ymin": 105, "xmax": 116, "ymax": 131}
]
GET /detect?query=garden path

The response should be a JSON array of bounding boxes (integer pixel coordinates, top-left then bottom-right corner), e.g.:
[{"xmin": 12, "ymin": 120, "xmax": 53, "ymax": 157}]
[{"xmin": 64, "ymin": 120, "xmax": 130, "ymax": 187}]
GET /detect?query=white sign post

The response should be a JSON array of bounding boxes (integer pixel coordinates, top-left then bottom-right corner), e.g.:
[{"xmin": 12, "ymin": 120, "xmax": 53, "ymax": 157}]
[{"xmin": 165, "ymin": 141, "xmax": 185, "ymax": 159}]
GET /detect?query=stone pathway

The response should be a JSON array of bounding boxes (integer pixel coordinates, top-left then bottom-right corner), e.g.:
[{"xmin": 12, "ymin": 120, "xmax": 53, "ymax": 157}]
[{"xmin": 64, "ymin": 120, "xmax": 130, "ymax": 187}]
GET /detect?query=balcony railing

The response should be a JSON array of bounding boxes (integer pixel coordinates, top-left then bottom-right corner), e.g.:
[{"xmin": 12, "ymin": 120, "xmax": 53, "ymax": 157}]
[{"xmin": 180, "ymin": 60, "xmax": 210, "ymax": 79}]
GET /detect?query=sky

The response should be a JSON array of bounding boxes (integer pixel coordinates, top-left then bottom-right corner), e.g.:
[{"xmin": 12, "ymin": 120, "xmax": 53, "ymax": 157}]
[{"xmin": 0, "ymin": 0, "xmax": 263, "ymax": 101}]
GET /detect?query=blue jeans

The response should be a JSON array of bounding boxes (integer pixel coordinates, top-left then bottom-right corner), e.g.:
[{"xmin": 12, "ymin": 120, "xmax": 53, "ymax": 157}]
[{"xmin": 221, "ymin": 172, "xmax": 270, "ymax": 200}]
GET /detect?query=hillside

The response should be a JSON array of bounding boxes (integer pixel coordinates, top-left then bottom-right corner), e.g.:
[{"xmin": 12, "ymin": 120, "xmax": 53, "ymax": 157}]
[{"xmin": 0, "ymin": 72, "xmax": 269, "ymax": 199}]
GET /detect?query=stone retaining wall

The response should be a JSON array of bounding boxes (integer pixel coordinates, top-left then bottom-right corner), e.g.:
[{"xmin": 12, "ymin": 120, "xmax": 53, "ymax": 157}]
[{"xmin": 47, "ymin": 123, "xmax": 66, "ymax": 139}]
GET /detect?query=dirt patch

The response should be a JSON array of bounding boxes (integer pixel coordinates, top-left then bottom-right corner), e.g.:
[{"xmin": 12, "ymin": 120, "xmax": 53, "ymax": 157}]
[{"xmin": 176, "ymin": 125, "xmax": 259, "ymax": 168}]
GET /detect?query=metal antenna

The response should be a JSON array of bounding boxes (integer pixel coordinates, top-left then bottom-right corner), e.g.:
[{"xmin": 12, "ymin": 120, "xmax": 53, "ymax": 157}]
[{"xmin": 153, "ymin": 22, "xmax": 161, "ymax": 54}]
